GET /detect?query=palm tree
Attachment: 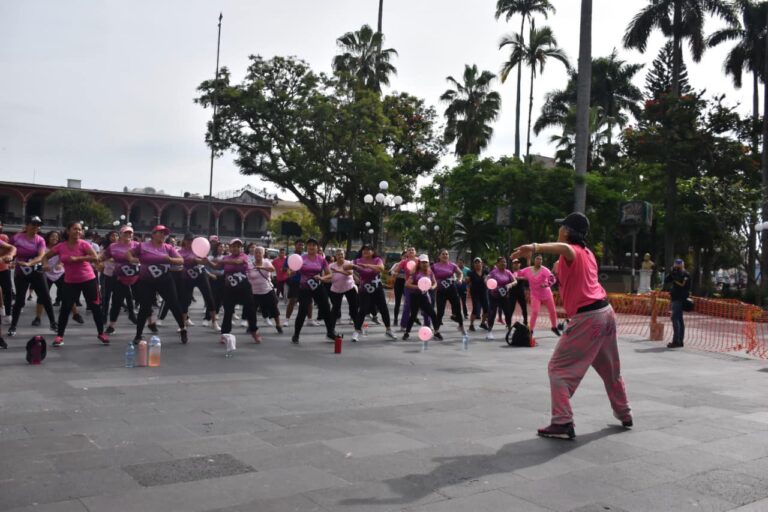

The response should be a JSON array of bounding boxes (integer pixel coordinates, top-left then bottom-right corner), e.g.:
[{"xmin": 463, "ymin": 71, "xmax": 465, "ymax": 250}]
[
  {"xmin": 548, "ymin": 105, "xmax": 617, "ymax": 168},
  {"xmin": 495, "ymin": 0, "xmax": 556, "ymax": 159},
  {"xmin": 332, "ymin": 24, "xmax": 398, "ymax": 94},
  {"xmin": 440, "ymin": 65, "xmax": 502, "ymax": 157},
  {"xmin": 535, "ymin": 51, "xmax": 643, "ymax": 149},
  {"xmin": 500, "ymin": 23, "xmax": 570, "ymax": 161},
  {"xmin": 378, "ymin": 0, "xmax": 384, "ymax": 33},
  {"xmin": 623, "ymin": 0, "xmax": 737, "ymax": 267},
  {"xmin": 574, "ymin": 0, "xmax": 592, "ymax": 214}
]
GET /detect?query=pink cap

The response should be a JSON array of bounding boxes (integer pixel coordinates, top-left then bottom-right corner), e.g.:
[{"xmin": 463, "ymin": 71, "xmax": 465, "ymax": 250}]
[
  {"xmin": 152, "ymin": 225, "xmax": 169, "ymax": 234},
  {"xmin": 230, "ymin": 238, "xmax": 243, "ymax": 245}
]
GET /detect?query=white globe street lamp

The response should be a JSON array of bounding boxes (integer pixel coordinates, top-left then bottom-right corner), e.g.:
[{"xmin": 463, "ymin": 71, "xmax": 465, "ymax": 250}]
[
  {"xmin": 120, "ymin": 214, "xmax": 126, "ymax": 221},
  {"xmin": 375, "ymin": 193, "xmax": 386, "ymax": 204},
  {"xmin": 427, "ymin": 216, "xmax": 434, "ymax": 223},
  {"xmin": 365, "ymin": 221, "xmax": 371, "ymax": 227},
  {"xmin": 393, "ymin": 195, "xmax": 403, "ymax": 206},
  {"xmin": 364, "ymin": 194, "xmax": 374, "ymax": 204},
  {"xmin": 379, "ymin": 180, "xmax": 389, "ymax": 191},
  {"xmin": 420, "ymin": 225, "xmax": 427, "ymax": 232},
  {"xmin": 368, "ymin": 228, "xmax": 375, "ymax": 235},
  {"xmin": 113, "ymin": 220, "xmax": 120, "ymax": 227},
  {"xmin": 434, "ymin": 225, "xmax": 440, "ymax": 232}
]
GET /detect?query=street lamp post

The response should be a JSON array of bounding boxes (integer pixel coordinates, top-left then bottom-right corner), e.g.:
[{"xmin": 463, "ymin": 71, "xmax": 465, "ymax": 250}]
[
  {"xmin": 363, "ymin": 181, "xmax": 402, "ymax": 254},
  {"xmin": 207, "ymin": 12, "xmax": 224, "ymax": 237},
  {"xmin": 755, "ymin": 222, "xmax": 768, "ymax": 301}
]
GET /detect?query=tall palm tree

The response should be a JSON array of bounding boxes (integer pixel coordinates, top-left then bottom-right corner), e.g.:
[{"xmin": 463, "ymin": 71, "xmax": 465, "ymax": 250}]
[
  {"xmin": 574, "ymin": 0, "xmax": 592, "ymax": 214},
  {"xmin": 623, "ymin": 0, "xmax": 737, "ymax": 267},
  {"xmin": 535, "ymin": 52, "xmax": 644, "ymax": 144},
  {"xmin": 708, "ymin": 1, "xmax": 768, "ymax": 288},
  {"xmin": 378, "ymin": 0, "xmax": 384, "ymax": 33},
  {"xmin": 332, "ymin": 24, "xmax": 398, "ymax": 94},
  {"xmin": 500, "ymin": 23, "xmax": 570, "ymax": 161},
  {"xmin": 624, "ymin": 0, "xmax": 737, "ymax": 97},
  {"xmin": 440, "ymin": 65, "xmax": 502, "ymax": 157},
  {"xmin": 495, "ymin": 0, "xmax": 556, "ymax": 159}
]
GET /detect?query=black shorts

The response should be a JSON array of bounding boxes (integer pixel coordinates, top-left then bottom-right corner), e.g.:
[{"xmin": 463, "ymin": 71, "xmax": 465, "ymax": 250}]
[
  {"xmin": 287, "ymin": 280, "xmax": 300, "ymax": 299},
  {"xmin": 253, "ymin": 291, "xmax": 279, "ymax": 318}
]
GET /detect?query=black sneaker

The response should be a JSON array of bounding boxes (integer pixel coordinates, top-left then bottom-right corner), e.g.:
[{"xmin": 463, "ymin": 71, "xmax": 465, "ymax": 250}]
[
  {"xmin": 551, "ymin": 327, "xmax": 561, "ymax": 337},
  {"xmin": 128, "ymin": 313, "xmax": 137, "ymax": 324},
  {"xmin": 105, "ymin": 326, "xmax": 115, "ymax": 335},
  {"xmin": 7, "ymin": 326, "xmax": 16, "ymax": 337},
  {"xmin": 0, "ymin": 337, "xmax": 7, "ymax": 349},
  {"xmin": 468, "ymin": 325, "xmax": 476, "ymax": 332},
  {"xmin": 132, "ymin": 336, "xmax": 143, "ymax": 345},
  {"xmin": 402, "ymin": 332, "xmax": 410, "ymax": 341},
  {"xmin": 666, "ymin": 342, "xmax": 683, "ymax": 348},
  {"xmin": 434, "ymin": 332, "xmax": 444, "ymax": 341},
  {"xmin": 148, "ymin": 323, "xmax": 159, "ymax": 333},
  {"xmin": 414, "ymin": 318, "xmax": 421, "ymax": 325},
  {"xmin": 479, "ymin": 322, "xmax": 489, "ymax": 331},
  {"xmin": 31, "ymin": 317, "xmax": 41, "ymax": 327},
  {"xmin": 49, "ymin": 322, "xmax": 58, "ymax": 333},
  {"xmin": 72, "ymin": 314, "xmax": 85, "ymax": 324},
  {"xmin": 291, "ymin": 335, "xmax": 299, "ymax": 344},
  {"xmin": 180, "ymin": 329, "xmax": 188, "ymax": 344},
  {"xmin": 326, "ymin": 333, "xmax": 337, "ymax": 342},
  {"xmin": 621, "ymin": 416, "xmax": 633, "ymax": 429},
  {"xmin": 275, "ymin": 325, "xmax": 283, "ymax": 334},
  {"xmin": 537, "ymin": 422, "xmax": 575, "ymax": 440}
]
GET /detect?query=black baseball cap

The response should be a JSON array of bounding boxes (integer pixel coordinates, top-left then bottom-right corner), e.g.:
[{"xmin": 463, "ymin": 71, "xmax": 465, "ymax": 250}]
[
  {"xmin": 26, "ymin": 215, "xmax": 43, "ymax": 226},
  {"xmin": 305, "ymin": 237, "xmax": 319, "ymax": 245},
  {"xmin": 556, "ymin": 212, "xmax": 590, "ymax": 236}
]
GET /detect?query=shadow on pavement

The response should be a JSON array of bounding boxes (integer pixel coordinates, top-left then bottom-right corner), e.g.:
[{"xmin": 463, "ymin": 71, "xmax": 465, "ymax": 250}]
[{"xmin": 340, "ymin": 427, "xmax": 621, "ymax": 507}]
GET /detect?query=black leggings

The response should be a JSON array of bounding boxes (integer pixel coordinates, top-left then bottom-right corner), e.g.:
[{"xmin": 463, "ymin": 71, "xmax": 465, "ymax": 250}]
[
  {"xmin": 135, "ymin": 274, "xmax": 184, "ymax": 338},
  {"xmin": 159, "ymin": 271, "xmax": 184, "ymax": 320},
  {"xmin": 221, "ymin": 281, "xmax": 258, "ymax": 334},
  {"xmin": 37, "ymin": 278, "xmax": 62, "ymax": 306},
  {"xmin": 58, "ymin": 278, "xmax": 104, "ymax": 336},
  {"xmin": 356, "ymin": 286, "xmax": 390, "ymax": 330},
  {"xmin": 12, "ymin": 270, "xmax": 55, "ymax": 327},
  {"xmin": 509, "ymin": 287, "xmax": 528, "ymax": 324},
  {"xmin": 295, "ymin": 286, "xmax": 334, "ymax": 338},
  {"xmin": 253, "ymin": 290, "xmax": 279, "ymax": 319},
  {"xmin": 436, "ymin": 285, "xmax": 464, "ymax": 328},
  {"xmin": 393, "ymin": 278, "xmax": 405, "ymax": 323},
  {"xmin": 488, "ymin": 294, "xmax": 512, "ymax": 332},
  {"xmin": 0, "ymin": 269, "xmax": 12, "ymax": 316},
  {"xmin": 109, "ymin": 278, "xmax": 136, "ymax": 323},
  {"xmin": 330, "ymin": 288, "xmax": 358, "ymax": 324},
  {"xmin": 406, "ymin": 292, "xmax": 438, "ymax": 334},
  {"xmin": 100, "ymin": 273, "xmax": 113, "ymax": 319},
  {"xmin": 180, "ymin": 274, "xmax": 216, "ymax": 315}
]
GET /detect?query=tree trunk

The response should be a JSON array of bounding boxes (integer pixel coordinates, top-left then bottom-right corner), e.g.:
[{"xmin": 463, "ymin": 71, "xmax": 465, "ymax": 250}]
[
  {"xmin": 663, "ymin": 1, "xmax": 683, "ymax": 271},
  {"xmin": 526, "ymin": 62, "xmax": 535, "ymax": 163},
  {"xmin": 761, "ymin": 7, "xmax": 768, "ymax": 303},
  {"xmin": 748, "ymin": 70, "xmax": 759, "ymax": 288},
  {"xmin": 671, "ymin": 1, "xmax": 682, "ymax": 97},
  {"xmin": 573, "ymin": 0, "xmax": 592, "ymax": 213},
  {"xmin": 514, "ymin": 16, "xmax": 526, "ymax": 159},
  {"xmin": 377, "ymin": 0, "xmax": 383, "ymax": 33}
]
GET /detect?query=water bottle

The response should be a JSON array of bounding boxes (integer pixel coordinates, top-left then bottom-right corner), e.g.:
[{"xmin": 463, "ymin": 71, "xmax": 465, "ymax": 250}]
[
  {"xmin": 224, "ymin": 334, "xmax": 236, "ymax": 358},
  {"xmin": 124, "ymin": 342, "xmax": 135, "ymax": 368},
  {"xmin": 148, "ymin": 336, "xmax": 161, "ymax": 367},
  {"xmin": 363, "ymin": 323, "xmax": 369, "ymax": 337},
  {"xmin": 462, "ymin": 334, "xmax": 469, "ymax": 351},
  {"xmin": 421, "ymin": 339, "xmax": 428, "ymax": 352},
  {"xmin": 136, "ymin": 339, "xmax": 148, "ymax": 367}
]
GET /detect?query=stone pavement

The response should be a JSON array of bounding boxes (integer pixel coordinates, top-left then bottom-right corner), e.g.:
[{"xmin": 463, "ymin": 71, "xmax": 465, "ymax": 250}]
[{"xmin": 1, "ymin": 300, "xmax": 768, "ymax": 512}]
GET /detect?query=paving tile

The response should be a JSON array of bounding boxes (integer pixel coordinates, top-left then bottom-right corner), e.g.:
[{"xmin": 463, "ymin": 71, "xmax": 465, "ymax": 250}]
[
  {"xmin": 499, "ymin": 471, "xmax": 626, "ymax": 511},
  {"xmin": 676, "ymin": 468, "xmax": 768, "ymax": 507},
  {"xmin": 122, "ymin": 453, "xmax": 256, "ymax": 487},
  {"xmin": 410, "ymin": 490, "xmax": 551, "ymax": 512},
  {"xmin": 321, "ymin": 432, "xmax": 429, "ymax": 458},
  {"xmin": 599, "ymin": 482, "xmax": 737, "ymax": 512},
  {"xmin": 608, "ymin": 430, "xmax": 698, "ymax": 452},
  {"xmin": 0, "ymin": 500, "xmax": 89, "ymax": 512}
]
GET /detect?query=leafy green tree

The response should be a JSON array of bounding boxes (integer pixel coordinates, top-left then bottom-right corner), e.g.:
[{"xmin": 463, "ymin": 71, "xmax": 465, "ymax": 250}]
[
  {"xmin": 645, "ymin": 41, "xmax": 693, "ymax": 99},
  {"xmin": 46, "ymin": 190, "xmax": 112, "ymax": 229},
  {"xmin": 440, "ymin": 65, "xmax": 502, "ymax": 157},
  {"xmin": 332, "ymin": 24, "xmax": 397, "ymax": 94},
  {"xmin": 268, "ymin": 209, "xmax": 321, "ymax": 244},
  {"xmin": 500, "ymin": 24, "xmax": 570, "ymax": 161},
  {"xmin": 196, "ymin": 55, "xmax": 442, "ymax": 244},
  {"xmin": 495, "ymin": 0, "xmax": 556, "ymax": 158}
]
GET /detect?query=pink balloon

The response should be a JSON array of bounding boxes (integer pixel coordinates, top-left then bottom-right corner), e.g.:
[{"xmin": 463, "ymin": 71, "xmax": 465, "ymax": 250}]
[
  {"xmin": 287, "ymin": 253, "xmax": 303, "ymax": 271},
  {"xmin": 418, "ymin": 326, "xmax": 433, "ymax": 342},
  {"xmin": 406, "ymin": 260, "xmax": 416, "ymax": 272},
  {"xmin": 486, "ymin": 278, "xmax": 498, "ymax": 290},
  {"xmin": 191, "ymin": 237, "xmax": 211, "ymax": 258},
  {"xmin": 417, "ymin": 276, "xmax": 432, "ymax": 292}
]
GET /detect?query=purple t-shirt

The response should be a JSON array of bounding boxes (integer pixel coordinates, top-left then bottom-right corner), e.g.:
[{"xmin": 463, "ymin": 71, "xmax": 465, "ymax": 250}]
[
  {"xmin": 103, "ymin": 241, "xmax": 140, "ymax": 282},
  {"xmin": 300, "ymin": 254, "xmax": 328, "ymax": 290},
  {"xmin": 410, "ymin": 269, "xmax": 433, "ymax": 293},
  {"xmin": 134, "ymin": 242, "xmax": 180, "ymax": 280},
  {"xmin": 432, "ymin": 261, "xmax": 458, "ymax": 289},
  {"xmin": 12, "ymin": 233, "xmax": 45, "ymax": 262},
  {"xmin": 488, "ymin": 267, "xmax": 515, "ymax": 298},
  {"xmin": 355, "ymin": 257, "xmax": 383, "ymax": 285},
  {"xmin": 222, "ymin": 252, "xmax": 249, "ymax": 274}
]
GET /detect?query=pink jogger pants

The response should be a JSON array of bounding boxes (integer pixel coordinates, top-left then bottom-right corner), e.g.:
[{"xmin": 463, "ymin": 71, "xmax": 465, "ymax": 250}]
[
  {"xmin": 548, "ymin": 305, "xmax": 631, "ymax": 425},
  {"xmin": 530, "ymin": 294, "xmax": 558, "ymax": 331}
]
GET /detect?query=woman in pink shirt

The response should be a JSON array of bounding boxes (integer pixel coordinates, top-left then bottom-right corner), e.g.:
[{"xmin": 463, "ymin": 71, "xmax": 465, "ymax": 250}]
[
  {"xmin": 217, "ymin": 238, "xmax": 260, "ymax": 343},
  {"xmin": 292, "ymin": 238, "xmax": 335, "ymax": 343},
  {"xmin": 101, "ymin": 225, "xmax": 140, "ymax": 334},
  {"xmin": 44, "ymin": 222, "xmax": 108, "ymax": 347},
  {"xmin": 325, "ymin": 249, "xmax": 358, "ymax": 334},
  {"xmin": 248, "ymin": 246, "xmax": 283, "ymax": 334},
  {"xmin": 9, "ymin": 216, "xmax": 58, "ymax": 338},
  {"xmin": 512, "ymin": 212, "xmax": 631, "ymax": 440},
  {"xmin": 126, "ymin": 225, "xmax": 188, "ymax": 344},
  {"xmin": 402, "ymin": 255, "xmax": 441, "ymax": 341},
  {"xmin": 516, "ymin": 255, "xmax": 560, "ymax": 335},
  {"xmin": 345, "ymin": 245, "xmax": 397, "ymax": 342},
  {"xmin": 0, "ymin": 238, "xmax": 16, "ymax": 348},
  {"xmin": 485, "ymin": 257, "xmax": 518, "ymax": 340},
  {"xmin": 177, "ymin": 232, "xmax": 218, "ymax": 331},
  {"xmin": 432, "ymin": 249, "xmax": 466, "ymax": 336}
]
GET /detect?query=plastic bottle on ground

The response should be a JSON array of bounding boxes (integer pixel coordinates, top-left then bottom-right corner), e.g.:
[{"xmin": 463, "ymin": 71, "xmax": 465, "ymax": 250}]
[
  {"xmin": 148, "ymin": 336, "xmax": 161, "ymax": 367},
  {"xmin": 136, "ymin": 339, "xmax": 148, "ymax": 367},
  {"xmin": 124, "ymin": 342, "xmax": 135, "ymax": 368}
]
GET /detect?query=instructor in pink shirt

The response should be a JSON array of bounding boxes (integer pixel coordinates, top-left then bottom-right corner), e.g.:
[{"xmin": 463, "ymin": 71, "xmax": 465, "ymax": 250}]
[{"xmin": 512, "ymin": 212, "xmax": 632, "ymax": 440}]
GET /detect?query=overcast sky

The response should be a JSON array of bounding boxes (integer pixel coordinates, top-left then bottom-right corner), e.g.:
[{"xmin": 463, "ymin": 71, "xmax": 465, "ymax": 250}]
[{"xmin": 0, "ymin": 0, "xmax": 750, "ymax": 200}]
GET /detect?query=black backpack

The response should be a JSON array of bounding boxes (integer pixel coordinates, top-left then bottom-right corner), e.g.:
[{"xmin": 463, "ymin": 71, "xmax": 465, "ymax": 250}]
[
  {"xmin": 506, "ymin": 322, "xmax": 534, "ymax": 347},
  {"xmin": 26, "ymin": 336, "xmax": 47, "ymax": 365}
]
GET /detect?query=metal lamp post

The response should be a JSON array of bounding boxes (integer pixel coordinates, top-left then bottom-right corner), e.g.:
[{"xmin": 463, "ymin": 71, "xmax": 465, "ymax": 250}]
[{"xmin": 363, "ymin": 181, "xmax": 402, "ymax": 254}]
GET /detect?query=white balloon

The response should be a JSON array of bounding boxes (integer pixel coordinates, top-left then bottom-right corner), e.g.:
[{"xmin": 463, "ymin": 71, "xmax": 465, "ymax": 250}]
[
  {"xmin": 379, "ymin": 180, "xmax": 389, "ymax": 191},
  {"xmin": 364, "ymin": 194, "xmax": 374, "ymax": 204}
]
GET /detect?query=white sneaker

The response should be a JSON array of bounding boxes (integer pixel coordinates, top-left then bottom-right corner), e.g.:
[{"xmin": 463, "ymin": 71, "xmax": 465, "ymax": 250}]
[
  {"xmin": 352, "ymin": 331, "xmax": 360, "ymax": 342},
  {"xmin": 212, "ymin": 321, "xmax": 221, "ymax": 332},
  {"xmin": 311, "ymin": 319, "xmax": 321, "ymax": 327},
  {"xmin": 186, "ymin": 318, "xmax": 195, "ymax": 326},
  {"xmin": 155, "ymin": 319, "xmax": 163, "ymax": 326},
  {"xmin": 266, "ymin": 318, "xmax": 274, "ymax": 326},
  {"xmin": 233, "ymin": 312, "xmax": 241, "ymax": 320},
  {"xmin": 485, "ymin": 333, "xmax": 494, "ymax": 340},
  {"xmin": 240, "ymin": 320, "xmax": 248, "ymax": 327},
  {"xmin": 202, "ymin": 319, "xmax": 210, "ymax": 327}
]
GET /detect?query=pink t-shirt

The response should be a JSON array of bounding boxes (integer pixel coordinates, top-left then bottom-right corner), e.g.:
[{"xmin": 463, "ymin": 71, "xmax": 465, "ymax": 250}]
[
  {"xmin": 409, "ymin": 269, "xmax": 433, "ymax": 293},
  {"xmin": 517, "ymin": 266, "xmax": 555, "ymax": 301},
  {"xmin": 329, "ymin": 261, "xmax": 355, "ymax": 294},
  {"xmin": 222, "ymin": 252, "xmax": 249, "ymax": 274},
  {"xmin": 557, "ymin": 245, "xmax": 607, "ymax": 317},
  {"xmin": 133, "ymin": 242, "xmax": 180, "ymax": 280},
  {"xmin": 272, "ymin": 256, "xmax": 288, "ymax": 282},
  {"xmin": 355, "ymin": 257, "xmax": 383, "ymax": 285},
  {"xmin": 103, "ymin": 241, "xmax": 140, "ymax": 283},
  {"xmin": 299, "ymin": 254, "xmax": 328, "ymax": 290},
  {"xmin": 248, "ymin": 259, "xmax": 274, "ymax": 295},
  {"xmin": 12, "ymin": 233, "xmax": 45, "ymax": 261},
  {"xmin": 50, "ymin": 239, "xmax": 96, "ymax": 284},
  {"xmin": 488, "ymin": 267, "xmax": 514, "ymax": 298},
  {"xmin": 432, "ymin": 261, "xmax": 458, "ymax": 289}
]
